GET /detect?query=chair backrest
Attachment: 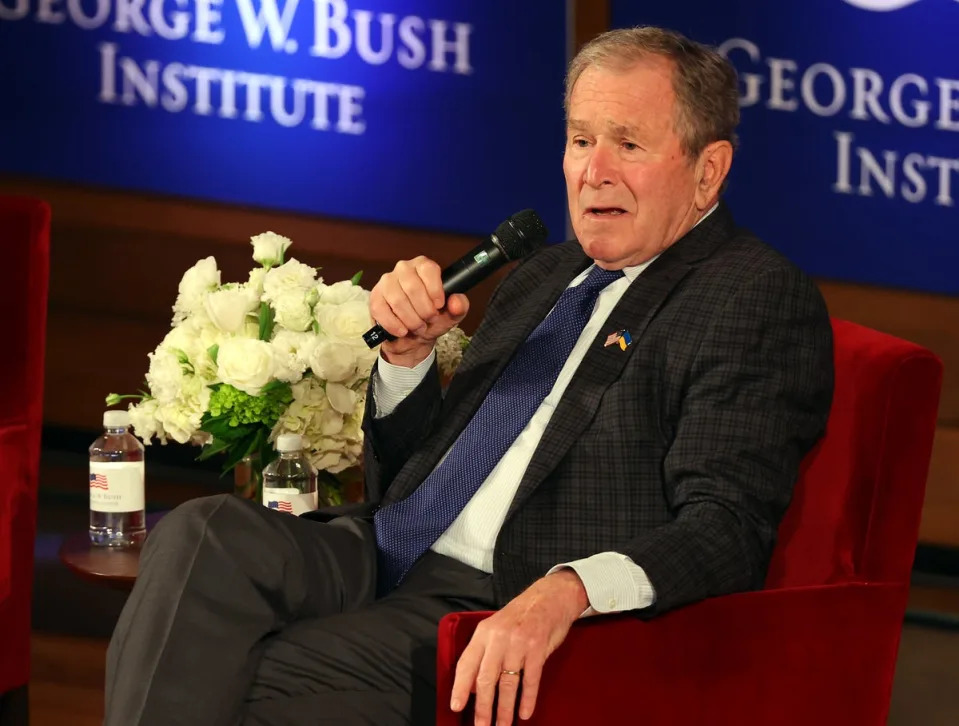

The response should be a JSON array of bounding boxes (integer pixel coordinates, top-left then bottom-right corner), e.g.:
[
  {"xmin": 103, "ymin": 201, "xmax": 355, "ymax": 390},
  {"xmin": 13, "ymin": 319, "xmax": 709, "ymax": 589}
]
[
  {"xmin": 0, "ymin": 196, "xmax": 49, "ymax": 434},
  {"xmin": 765, "ymin": 318, "xmax": 942, "ymax": 590},
  {"xmin": 0, "ymin": 196, "xmax": 49, "ymax": 691}
]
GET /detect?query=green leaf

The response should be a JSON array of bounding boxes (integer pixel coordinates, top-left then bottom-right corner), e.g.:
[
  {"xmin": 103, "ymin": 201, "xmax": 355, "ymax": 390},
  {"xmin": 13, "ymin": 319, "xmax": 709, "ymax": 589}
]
[
  {"xmin": 200, "ymin": 412, "xmax": 231, "ymax": 428},
  {"xmin": 201, "ymin": 415, "xmax": 253, "ymax": 441},
  {"xmin": 260, "ymin": 380, "xmax": 291, "ymax": 397},
  {"xmin": 104, "ymin": 393, "xmax": 143, "ymax": 405},
  {"xmin": 244, "ymin": 428, "xmax": 266, "ymax": 458},
  {"xmin": 350, "ymin": 270, "xmax": 364, "ymax": 286},
  {"xmin": 208, "ymin": 344, "xmax": 219, "ymax": 364},
  {"xmin": 221, "ymin": 430, "xmax": 261, "ymax": 474},
  {"xmin": 258, "ymin": 433, "xmax": 278, "ymax": 472},
  {"xmin": 258, "ymin": 303, "xmax": 275, "ymax": 341},
  {"xmin": 196, "ymin": 437, "xmax": 232, "ymax": 461}
]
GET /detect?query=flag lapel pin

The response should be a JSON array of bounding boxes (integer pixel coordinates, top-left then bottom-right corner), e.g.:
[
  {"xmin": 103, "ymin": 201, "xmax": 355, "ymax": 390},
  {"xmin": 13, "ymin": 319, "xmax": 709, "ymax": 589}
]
[{"xmin": 604, "ymin": 329, "xmax": 632, "ymax": 350}]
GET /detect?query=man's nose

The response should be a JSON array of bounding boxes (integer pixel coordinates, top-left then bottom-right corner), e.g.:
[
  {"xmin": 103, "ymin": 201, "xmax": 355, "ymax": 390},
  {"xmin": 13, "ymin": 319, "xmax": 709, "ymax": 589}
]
[{"xmin": 584, "ymin": 143, "xmax": 619, "ymax": 188}]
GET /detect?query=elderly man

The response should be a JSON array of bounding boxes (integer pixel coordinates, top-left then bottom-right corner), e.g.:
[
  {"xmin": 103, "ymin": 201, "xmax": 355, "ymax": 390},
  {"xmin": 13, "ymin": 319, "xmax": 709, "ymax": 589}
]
[{"xmin": 105, "ymin": 26, "xmax": 833, "ymax": 726}]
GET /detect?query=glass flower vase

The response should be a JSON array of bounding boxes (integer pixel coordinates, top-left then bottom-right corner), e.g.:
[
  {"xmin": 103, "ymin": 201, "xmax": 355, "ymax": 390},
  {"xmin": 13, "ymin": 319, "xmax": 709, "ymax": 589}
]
[{"xmin": 233, "ymin": 454, "xmax": 264, "ymax": 503}]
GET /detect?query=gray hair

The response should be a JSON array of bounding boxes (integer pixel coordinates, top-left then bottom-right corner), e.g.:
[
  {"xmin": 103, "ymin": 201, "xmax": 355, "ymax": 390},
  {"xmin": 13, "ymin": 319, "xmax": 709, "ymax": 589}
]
[{"xmin": 565, "ymin": 26, "xmax": 740, "ymax": 159}]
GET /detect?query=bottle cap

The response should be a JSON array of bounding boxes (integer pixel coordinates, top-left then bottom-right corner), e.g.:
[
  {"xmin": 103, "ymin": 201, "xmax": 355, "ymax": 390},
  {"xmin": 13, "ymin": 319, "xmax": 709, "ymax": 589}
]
[
  {"xmin": 103, "ymin": 410, "xmax": 130, "ymax": 428},
  {"xmin": 276, "ymin": 433, "xmax": 303, "ymax": 453}
]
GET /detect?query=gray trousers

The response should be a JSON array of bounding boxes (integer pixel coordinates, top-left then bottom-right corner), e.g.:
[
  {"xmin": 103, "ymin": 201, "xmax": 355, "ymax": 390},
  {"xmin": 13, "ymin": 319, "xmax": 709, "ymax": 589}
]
[{"xmin": 104, "ymin": 494, "xmax": 495, "ymax": 726}]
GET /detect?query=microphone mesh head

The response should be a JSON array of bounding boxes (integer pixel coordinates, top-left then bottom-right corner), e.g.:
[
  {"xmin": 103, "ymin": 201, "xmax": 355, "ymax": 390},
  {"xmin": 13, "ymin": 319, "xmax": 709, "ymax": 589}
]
[{"xmin": 494, "ymin": 209, "xmax": 548, "ymax": 260}]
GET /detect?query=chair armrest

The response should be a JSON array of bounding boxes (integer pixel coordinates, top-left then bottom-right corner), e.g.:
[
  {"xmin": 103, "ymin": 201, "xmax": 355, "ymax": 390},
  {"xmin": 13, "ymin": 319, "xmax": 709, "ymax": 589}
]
[
  {"xmin": 0, "ymin": 423, "xmax": 29, "ymax": 601},
  {"xmin": 436, "ymin": 582, "xmax": 908, "ymax": 726}
]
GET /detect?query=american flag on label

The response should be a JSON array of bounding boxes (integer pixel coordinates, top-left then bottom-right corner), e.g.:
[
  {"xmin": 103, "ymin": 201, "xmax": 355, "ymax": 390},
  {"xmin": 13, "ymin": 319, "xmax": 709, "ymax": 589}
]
[
  {"xmin": 89, "ymin": 473, "xmax": 109, "ymax": 490},
  {"xmin": 268, "ymin": 500, "xmax": 293, "ymax": 513}
]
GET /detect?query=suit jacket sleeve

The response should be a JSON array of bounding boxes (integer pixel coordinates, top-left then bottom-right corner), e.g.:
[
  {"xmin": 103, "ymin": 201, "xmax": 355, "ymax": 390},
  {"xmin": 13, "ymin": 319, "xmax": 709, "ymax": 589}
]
[
  {"xmin": 361, "ymin": 358, "xmax": 444, "ymax": 505},
  {"xmin": 623, "ymin": 265, "xmax": 834, "ymax": 616}
]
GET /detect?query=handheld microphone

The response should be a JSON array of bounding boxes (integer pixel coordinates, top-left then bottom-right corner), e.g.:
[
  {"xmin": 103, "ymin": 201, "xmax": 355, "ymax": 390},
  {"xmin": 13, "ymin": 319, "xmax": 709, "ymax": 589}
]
[{"xmin": 362, "ymin": 209, "xmax": 548, "ymax": 349}]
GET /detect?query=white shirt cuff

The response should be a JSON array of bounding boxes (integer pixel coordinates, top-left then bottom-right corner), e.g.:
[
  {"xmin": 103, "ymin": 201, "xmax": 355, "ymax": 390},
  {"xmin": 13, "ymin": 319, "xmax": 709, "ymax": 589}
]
[
  {"xmin": 371, "ymin": 348, "xmax": 436, "ymax": 418},
  {"xmin": 547, "ymin": 552, "xmax": 656, "ymax": 617}
]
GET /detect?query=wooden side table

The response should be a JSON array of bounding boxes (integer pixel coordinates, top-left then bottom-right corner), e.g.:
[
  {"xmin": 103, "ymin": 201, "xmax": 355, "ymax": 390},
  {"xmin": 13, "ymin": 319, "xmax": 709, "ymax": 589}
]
[{"xmin": 59, "ymin": 511, "xmax": 167, "ymax": 590}]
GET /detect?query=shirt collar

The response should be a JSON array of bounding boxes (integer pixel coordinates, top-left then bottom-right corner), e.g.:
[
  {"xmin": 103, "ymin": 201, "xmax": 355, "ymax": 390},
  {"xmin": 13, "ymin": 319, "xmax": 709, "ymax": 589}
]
[{"xmin": 618, "ymin": 203, "xmax": 719, "ymax": 282}]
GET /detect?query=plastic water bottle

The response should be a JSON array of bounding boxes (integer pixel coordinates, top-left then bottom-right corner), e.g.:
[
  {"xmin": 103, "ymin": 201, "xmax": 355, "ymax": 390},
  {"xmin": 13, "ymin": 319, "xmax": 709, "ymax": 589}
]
[
  {"xmin": 262, "ymin": 434, "xmax": 317, "ymax": 516},
  {"xmin": 89, "ymin": 410, "xmax": 146, "ymax": 547}
]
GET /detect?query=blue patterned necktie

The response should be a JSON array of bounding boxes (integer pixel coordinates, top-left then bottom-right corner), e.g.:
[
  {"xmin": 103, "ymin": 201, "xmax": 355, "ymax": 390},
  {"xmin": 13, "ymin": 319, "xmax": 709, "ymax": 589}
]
[{"xmin": 374, "ymin": 265, "xmax": 624, "ymax": 591}]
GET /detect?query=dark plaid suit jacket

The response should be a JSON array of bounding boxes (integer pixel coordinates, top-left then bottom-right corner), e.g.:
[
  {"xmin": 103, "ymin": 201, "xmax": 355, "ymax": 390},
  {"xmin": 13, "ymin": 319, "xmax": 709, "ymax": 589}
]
[{"xmin": 362, "ymin": 203, "xmax": 834, "ymax": 616}]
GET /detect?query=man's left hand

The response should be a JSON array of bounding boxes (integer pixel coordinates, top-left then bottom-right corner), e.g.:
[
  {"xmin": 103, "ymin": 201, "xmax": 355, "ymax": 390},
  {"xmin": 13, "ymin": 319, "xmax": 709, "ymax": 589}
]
[{"xmin": 450, "ymin": 570, "xmax": 589, "ymax": 725}]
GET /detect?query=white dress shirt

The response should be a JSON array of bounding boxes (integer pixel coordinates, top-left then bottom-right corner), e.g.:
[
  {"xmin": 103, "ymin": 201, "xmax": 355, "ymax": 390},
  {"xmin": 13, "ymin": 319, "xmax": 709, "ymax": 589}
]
[{"xmin": 371, "ymin": 205, "xmax": 718, "ymax": 615}]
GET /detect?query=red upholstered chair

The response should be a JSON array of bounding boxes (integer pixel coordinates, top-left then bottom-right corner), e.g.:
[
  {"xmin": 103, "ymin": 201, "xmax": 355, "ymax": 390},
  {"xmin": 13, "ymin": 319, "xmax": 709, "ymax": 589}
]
[
  {"xmin": 0, "ymin": 197, "xmax": 50, "ymax": 709},
  {"xmin": 436, "ymin": 318, "xmax": 943, "ymax": 725}
]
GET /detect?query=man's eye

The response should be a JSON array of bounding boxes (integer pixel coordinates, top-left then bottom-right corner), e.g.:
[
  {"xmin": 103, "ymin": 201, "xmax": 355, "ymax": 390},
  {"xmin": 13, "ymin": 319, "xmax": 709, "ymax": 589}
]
[
  {"xmin": 571, "ymin": 138, "xmax": 589, "ymax": 148},
  {"xmin": 622, "ymin": 141, "xmax": 639, "ymax": 151}
]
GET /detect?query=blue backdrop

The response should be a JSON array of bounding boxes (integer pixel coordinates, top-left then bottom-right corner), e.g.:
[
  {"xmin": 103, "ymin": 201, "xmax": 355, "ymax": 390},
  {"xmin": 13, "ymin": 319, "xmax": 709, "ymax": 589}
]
[
  {"xmin": 0, "ymin": 0, "xmax": 568, "ymax": 240},
  {"xmin": 612, "ymin": 0, "xmax": 959, "ymax": 294}
]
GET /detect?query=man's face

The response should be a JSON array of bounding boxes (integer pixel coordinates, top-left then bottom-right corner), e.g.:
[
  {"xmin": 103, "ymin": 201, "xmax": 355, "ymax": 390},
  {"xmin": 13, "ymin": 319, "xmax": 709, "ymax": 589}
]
[{"xmin": 564, "ymin": 58, "xmax": 703, "ymax": 269}]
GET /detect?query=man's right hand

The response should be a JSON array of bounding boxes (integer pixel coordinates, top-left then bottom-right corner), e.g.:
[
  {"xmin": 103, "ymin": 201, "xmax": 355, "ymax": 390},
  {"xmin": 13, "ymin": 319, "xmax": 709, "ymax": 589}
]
[{"xmin": 369, "ymin": 256, "xmax": 470, "ymax": 368}]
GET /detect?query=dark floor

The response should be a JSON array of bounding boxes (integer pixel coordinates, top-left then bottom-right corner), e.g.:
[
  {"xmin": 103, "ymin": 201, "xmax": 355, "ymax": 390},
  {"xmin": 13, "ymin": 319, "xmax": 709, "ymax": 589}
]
[{"xmin": 31, "ymin": 444, "xmax": 959, "ymax": 724}]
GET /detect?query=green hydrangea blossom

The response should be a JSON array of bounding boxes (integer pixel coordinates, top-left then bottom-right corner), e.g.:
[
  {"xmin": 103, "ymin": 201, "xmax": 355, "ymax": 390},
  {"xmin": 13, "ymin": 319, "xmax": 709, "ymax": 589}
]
[{"xmin": 208, "ymin": 384, "xmax": 289, "ymax": 428}]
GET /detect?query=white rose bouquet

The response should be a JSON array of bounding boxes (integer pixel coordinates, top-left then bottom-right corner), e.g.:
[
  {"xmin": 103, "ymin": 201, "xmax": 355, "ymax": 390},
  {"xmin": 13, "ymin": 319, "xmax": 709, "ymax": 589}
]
[{"xmin": 107, "ymin": 232, "xmax": 469, "ymax": 504}]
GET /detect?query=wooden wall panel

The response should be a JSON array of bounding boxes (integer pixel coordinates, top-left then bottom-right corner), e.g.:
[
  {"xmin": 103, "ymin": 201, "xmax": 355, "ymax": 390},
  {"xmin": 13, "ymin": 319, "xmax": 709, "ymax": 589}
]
[
  {"xmin": 573, "ymin": 0, "xmax": 610, "ymax": 53},
  {"xmin": 923, "ymin": 427, "xmax": 959, "ymax": 547},
  {"xmin": 820, "ymin": 281, "xmax": 959, "ymax": 424}
]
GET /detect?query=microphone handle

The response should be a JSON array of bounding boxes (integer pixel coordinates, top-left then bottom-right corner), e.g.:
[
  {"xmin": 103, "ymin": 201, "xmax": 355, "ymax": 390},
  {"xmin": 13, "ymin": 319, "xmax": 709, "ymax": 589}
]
[{"xmin": 362, "ymin": 238, "xmax": 509, "ymax": 349}]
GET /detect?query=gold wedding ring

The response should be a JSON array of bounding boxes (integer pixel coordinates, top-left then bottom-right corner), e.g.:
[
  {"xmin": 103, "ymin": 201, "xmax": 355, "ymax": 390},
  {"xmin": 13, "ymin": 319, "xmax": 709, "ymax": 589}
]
[{"xmin": 500, "ymin": 669, "xmax": 522, "ymax": 677}]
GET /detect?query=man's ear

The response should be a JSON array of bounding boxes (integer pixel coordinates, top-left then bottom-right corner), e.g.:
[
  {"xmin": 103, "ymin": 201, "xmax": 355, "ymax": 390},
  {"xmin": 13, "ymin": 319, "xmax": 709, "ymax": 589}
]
[{"xmin": 696, "ymin": 141, "xmax": 733, "ymax": 209}]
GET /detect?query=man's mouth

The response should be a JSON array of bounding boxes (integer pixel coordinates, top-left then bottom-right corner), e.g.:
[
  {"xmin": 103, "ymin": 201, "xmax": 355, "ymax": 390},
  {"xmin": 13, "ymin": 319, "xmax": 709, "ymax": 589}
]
[{"xmin": 586, "ymin": 207, "xmax": 627, "ymax": 216}]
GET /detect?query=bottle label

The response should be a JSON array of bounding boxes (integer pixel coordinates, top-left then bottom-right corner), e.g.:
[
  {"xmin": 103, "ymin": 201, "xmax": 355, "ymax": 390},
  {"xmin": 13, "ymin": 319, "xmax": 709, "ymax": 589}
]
[
  {"xmin": 262, "ymin": 487, "xmax": 317, "ymax": 516},
  {"xmin": 89, "ymin": 461, "xmax": 145, "ymax": 513}
]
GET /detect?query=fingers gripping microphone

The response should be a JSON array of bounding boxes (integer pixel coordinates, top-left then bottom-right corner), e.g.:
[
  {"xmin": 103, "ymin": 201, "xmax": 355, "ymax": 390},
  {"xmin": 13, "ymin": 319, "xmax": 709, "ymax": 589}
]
[{"xmin": 363, "ymin": 209, "xmax": 549, "ymax": 348}]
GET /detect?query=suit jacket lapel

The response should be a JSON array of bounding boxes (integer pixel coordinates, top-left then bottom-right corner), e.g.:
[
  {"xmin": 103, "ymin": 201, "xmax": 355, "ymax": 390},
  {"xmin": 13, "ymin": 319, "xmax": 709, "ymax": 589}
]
[{"xmin": 504, "ymin": 203, "xmax": 736, "ymax": 520}]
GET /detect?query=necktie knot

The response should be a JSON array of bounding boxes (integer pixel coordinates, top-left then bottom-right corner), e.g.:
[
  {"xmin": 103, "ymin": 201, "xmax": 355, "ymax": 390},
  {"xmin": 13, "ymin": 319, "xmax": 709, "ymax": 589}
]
[{"xmin": 571, "ymin": 265, "xmax": 624, "ymax": 303}]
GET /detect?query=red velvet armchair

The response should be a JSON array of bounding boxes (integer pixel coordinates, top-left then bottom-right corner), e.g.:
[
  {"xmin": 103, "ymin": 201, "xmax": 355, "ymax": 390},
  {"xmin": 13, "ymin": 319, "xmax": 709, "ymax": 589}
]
[
  {"xmin": 0, "ymin": 197, "xmax": 50, "ymax": 703},
  {"xmin": 436, "ymin": 318, "xmax": 943, "ymax": 725}
]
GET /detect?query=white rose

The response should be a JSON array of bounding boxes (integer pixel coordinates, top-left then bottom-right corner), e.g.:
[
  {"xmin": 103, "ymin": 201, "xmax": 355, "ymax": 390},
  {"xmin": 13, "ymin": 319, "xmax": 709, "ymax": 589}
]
[
  {"xmin": 128, "ymin": 399, "xmax": 166, "ymax": 444},
  {"xmin": 251, "ymin": 231, "xmax": 293, "ymax": 267},
  {"xmin": 204, "ymin": 285, "xmax": 260, "ymax": 333},
  {"xmin": 179, "ymin": 374, "xmax": 213, "ymax": 411},
  {"xmin": 309, "ymin": 340, "xmax": 357, "ymax": 383},
  {"xmin": 248, "ymin": 267, "xmax": 267, "ymax": 297},
  {"xmin": 314, "ymin": 300, "xmax": 372, "ymax": 340},
  {"xmin": 326, "ymin": 382, "xmax": 358, "ymax": 414},
  {"xmin": 146, "ymin": 348, "xmax": 186, "ymax": 404},
  {"xmin": 271, "ymin": 330, "xmax": 316, "ymax": 383},
  {"xmin": 161, "ymin": 320, "xmax": 222, "ymax": 382},
  {"xmin": 271, "ymin": 292, "xmax": 314, "ymax": 332},
  {"xmin": 217, "ymin": 338, "xmax": 276, "ymax": 395},
  {"xmin": 156, "ymin": 400, "xmax": 201, "ymax": 444},
  {"xmin": 173, "ymin": 257, "xmax": 220, "ymax": 323},
  {"xmin": 262, "ymin": 259, "xmax": 317, "ymax": 303},
  {"xmin": 314, "ymin": 280, "xmax": 368, "ymax": 306}
]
